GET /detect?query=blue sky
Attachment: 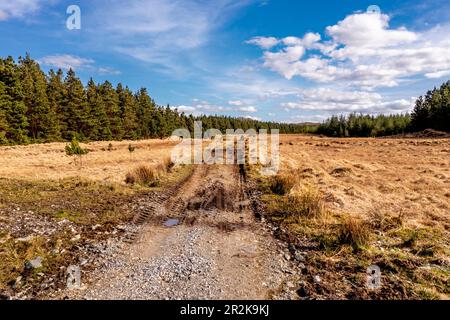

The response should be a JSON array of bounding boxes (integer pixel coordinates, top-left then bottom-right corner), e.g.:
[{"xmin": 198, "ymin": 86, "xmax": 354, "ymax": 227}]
[{"xmin": 1, "ymin": 0, "xmax": 450, "ymax": 123}]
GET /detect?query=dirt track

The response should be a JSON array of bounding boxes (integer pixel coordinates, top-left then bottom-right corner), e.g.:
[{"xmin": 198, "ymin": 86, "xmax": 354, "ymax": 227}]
[{"xmin": 62, "ymin": 164, "xmax": 298, "ymax": 300}]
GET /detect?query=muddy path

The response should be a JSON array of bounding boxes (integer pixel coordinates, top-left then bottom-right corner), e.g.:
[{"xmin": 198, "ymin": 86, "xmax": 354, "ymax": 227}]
[{"xmin": 61, "ymin": 164, "xmax": 299, "ymax": 300}]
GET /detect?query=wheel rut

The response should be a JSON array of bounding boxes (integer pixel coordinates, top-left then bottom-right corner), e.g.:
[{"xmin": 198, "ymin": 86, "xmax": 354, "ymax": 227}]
[{"xmin": 62, "ymin": 163, "xmax": 299, "ymax": 300}]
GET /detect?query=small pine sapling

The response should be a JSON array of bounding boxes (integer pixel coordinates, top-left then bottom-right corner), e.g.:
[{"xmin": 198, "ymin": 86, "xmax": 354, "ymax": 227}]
[{"xmin": 65, "ymin": 138, "xmax": 88, "ymax": 168}]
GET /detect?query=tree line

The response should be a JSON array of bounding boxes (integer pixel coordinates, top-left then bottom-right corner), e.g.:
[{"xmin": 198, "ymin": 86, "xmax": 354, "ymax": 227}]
[
  {"xmin": 316, "ymin": 113, "xmax": 411, "ymax": 137},
  {"xmin": 0, "ymin": 54, "xmax": 312, "ymax": 145},
  {"xmin": 411, "ymin": 81, "xmax": 450, "ymax": 132},
  {"xmin": 317, "ymin": 81, "xmax": 450, "ymax": 137}
]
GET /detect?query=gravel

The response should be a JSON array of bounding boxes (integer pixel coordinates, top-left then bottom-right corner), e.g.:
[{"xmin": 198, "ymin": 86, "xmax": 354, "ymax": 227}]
[{"xmin": 80, "ymin": 227, "xmax": 221, "ymax": 300}]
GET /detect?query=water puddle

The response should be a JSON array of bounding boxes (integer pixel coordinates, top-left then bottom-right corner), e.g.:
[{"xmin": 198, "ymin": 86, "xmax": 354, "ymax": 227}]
[{"xmin": 163, "ymin": 218, "xmax": 180, "ymax": 227}]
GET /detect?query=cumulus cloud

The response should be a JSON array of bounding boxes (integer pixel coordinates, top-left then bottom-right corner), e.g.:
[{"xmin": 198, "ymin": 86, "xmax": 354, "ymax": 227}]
[
  {"xmin": 246, "ymin": 36, "xmax": 279, "ymax": 49},
  {"xmin": 281, "ymin": 32, "xmax": 322, "ymax": 48},
  {"xmin": 326, "ymin": 13, "xmax": 417, "ymax": 48},
  {"xmin": 238, "ymin": 106, "xmax": 258, "ymax": 113},
  {"xmin": 248, "ymin": 12, "xmax": 450, "ymax": 89},
  {"xmin": 281, "ymin": 88, "xmax": 414, "ymax": 114}
]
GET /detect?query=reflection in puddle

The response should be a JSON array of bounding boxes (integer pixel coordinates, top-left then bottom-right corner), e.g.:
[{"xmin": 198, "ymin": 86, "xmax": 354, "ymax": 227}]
[{"xmin": 163, "ymin": 218, "xmax": 180, "ymax": 227}]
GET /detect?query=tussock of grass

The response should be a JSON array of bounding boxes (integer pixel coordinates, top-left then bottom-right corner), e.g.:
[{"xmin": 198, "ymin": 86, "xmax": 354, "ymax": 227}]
[
  {"xmin": 337, "ymin": 215, "xmax": 370, "ymax": 250},
  {"xmin": 126, "ymin": 157, "xmax": 175, "ymax": 186},
  {"xmin": 269, "ymin": 174, "xmax": 296, "ymax": 195},
  {"xmin": 284, "ymin": 186, "xmax": 326, "ymax": 219},
  {"xmin": 126, "ymin": 165, "xmax": 161, "ymax": 186}
]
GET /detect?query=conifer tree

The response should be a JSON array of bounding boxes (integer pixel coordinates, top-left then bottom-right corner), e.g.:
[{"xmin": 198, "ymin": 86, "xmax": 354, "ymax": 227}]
[
  {"xmin": 135, "ymin": 88, "xmax": 156, "ymax": 139},
  {"xmin": 18, "ymin": 54, "xmax": 55, "ymax": 141},
  {"xmin": 63, "ymin": 69, "xmax": 89, "ymax": 140},
  {"xmin": 100, "ymin": 81, "xmax": 123, "ymax": 139},
  {"xmin": 86, "ymin": 78, "xmax": 111, "ymax": 140},
  {"xmin": 0, "ymin": 56, "xmax": 29, "ymax": 144},
  {"xmin": 117, "ymin": 83, "xmax": 138, "ymax": 139},
  {"xmin": 46, "ymin": 69, "xmax": 66, "ymax": 140},
  {"xmin": 0, "ymin": 81, "xmax": 10, "ymax": 144}
]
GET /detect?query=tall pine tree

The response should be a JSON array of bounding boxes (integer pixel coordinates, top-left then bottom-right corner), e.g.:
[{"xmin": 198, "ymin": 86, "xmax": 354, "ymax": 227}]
[
  {"xmin": 63, "ymin": 69, "xmax": 89, "ymax": 140},
  {"xmin": 18, "ymin": 54, "xmax": 57, "ymax": 141},
  {"xmin": 86, "ymin": 78, "xmax": 111, "ymax": 140},
  {"xmin": 0, "ymin": 56, "xmax": 29, "ymax": 144},
  {"xmin": 117, "ymin": 83, "xmax": 138, "ymax": 140},
  {"xmin": 99, "ymin": 81, "xmax": 123, "ymax": 139}
]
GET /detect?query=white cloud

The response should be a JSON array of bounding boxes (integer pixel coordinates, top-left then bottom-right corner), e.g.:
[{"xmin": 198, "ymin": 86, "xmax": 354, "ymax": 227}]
[
  {"xmin": 262, "ymin": 46, "xmax": 306, "ymax": 80},
  {"xmin": 249, "ymin": 12, "xmax": 450, "ymax": 89},
  {"xmin": 0, "ymin": 0, "xmax": 44, "ymax": 20},
  {"xmin": 243, "ymin": 115, "xmax": 261, "ymax": 121},
  {"xmin": 238, "ymin": 106, "xmax": 258, "ymax": 113},
  {"xmin": 176, "ymin": 105, "xmax": 197, "ymax": 114},
  {"xmin": 38, "ymin": 54, "xmax": 120, "ymax": 75},
  {"xmin": 175, "ymin": 100, "xmax": 229, "ymax": 116},
  {"xmin": 326, "ymin": 13, "xmax": 417, "ymax": 48},
  {"xmin": 38, "ymin": 55, "xmax": 94, "ymax": 70},
  {"xmin": 281, "ymin": 88, "xmax": 414, "ymax": 114},
  {"xmin": 246, "ymin": 36, "xmax": 279, "ymax": 49},
  {"xmin": 282, "ymin": 32, "xmax": 321, "ymax": 48},
  {"xmin": 425, "ymin": 69, "xmax": 450, "ymax": 79},
  {"xmin": 228, "ymin": 100, "xmax": 244, "ymax": 106}
]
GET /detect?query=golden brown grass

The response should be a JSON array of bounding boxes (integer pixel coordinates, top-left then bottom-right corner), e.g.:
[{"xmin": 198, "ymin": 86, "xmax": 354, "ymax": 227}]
[
  {"xmin": 0, "ymin": 139, "xmax": 178, "ymax": 184},
  {"xmin": 284, "ymin": 186, "xmax": 326, "ymax": 219},
  {"xmin": 126, "ymin": 165, "xmax": 161, "ymax": 186},
  {"xmin": 125, "ymin": 157, "xmax": 175, "ymax": 186},
  {"xmin": 0, "ymin": 157, "xmax": 192, "ymax": 295},
  {"xmin": 279, "ymin": 135, "xmax": 450, "ymax": 225},
  {"xmin": 257, "ymin": 134, "xmax": 450, "ymax": 299},
  {"xmin": 337, "ymin": 215, "xmax": 370, "ymax": 249},
  {"xmin": 269, "ymin": 174, "xmax": 296, "ymax": 195}
]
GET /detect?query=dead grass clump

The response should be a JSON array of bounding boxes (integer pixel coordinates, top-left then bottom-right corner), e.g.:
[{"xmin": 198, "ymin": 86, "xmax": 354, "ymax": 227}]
[
  {"xmin": 270, "ymin": 174, "xmax": 296, "ymax": 195},
  {"xmin": 283, "ymin": 186, "xmax": 326, "ymax": 219},
  {"xmin": 337, "ymin": 215, "xmax": 370, "ymax": 249},
  {"xmin": 125, "ymin": 165, "xmax": 161, "ymax": 186}
]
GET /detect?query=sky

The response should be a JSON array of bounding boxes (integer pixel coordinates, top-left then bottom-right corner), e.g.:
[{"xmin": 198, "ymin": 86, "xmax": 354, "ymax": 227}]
[{"xmin": 1, "ymin": 0, "xmax": 450, "ymax": 123}]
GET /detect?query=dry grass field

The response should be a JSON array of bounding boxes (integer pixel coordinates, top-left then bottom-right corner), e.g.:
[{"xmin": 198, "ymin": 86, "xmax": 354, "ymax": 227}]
[
  {"xmin": 0, "ymin": 139, "xmax": 191, "ymax": 297},
  {"xmin": 256, "ymin": 135, "xmax": 449, "ymax": 299},
  {"xmin": 279, "ymin": 135, "xmax": 449, "ymax": 221},
  {"xmin": 0, "ymin": 139, "xmax": 177, "ymax": 183},
  {"xmin": 0, "ymin": 135, "xmax": 449, "ymax": 299}
]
